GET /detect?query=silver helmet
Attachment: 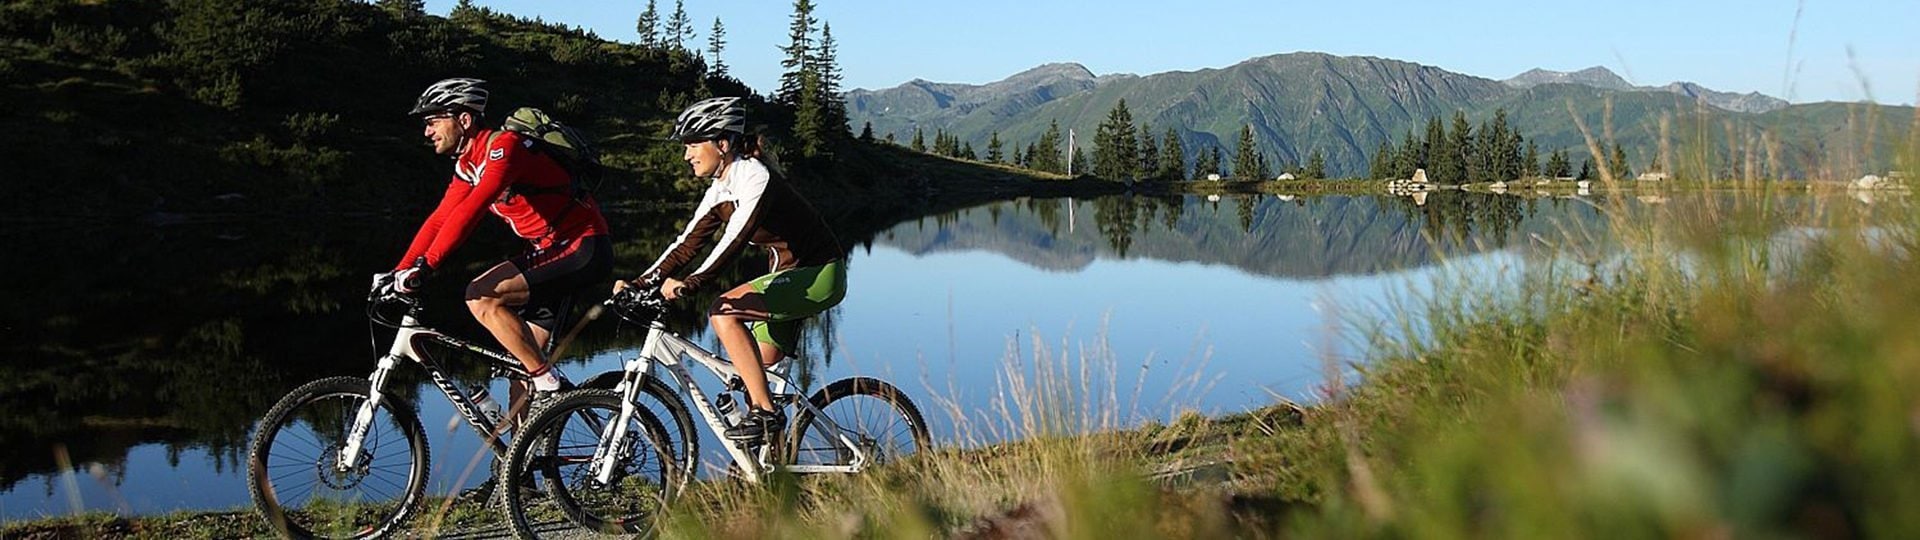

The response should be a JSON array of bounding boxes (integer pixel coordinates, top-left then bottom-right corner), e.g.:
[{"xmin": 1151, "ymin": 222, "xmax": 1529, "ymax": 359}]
[
  {"xmin": 409, "ymin": 77, "xmax": 488, "ymax": 116},
  {"xmin": 670, "ymin": 97, "xmax": 747, "ymax": 142}
]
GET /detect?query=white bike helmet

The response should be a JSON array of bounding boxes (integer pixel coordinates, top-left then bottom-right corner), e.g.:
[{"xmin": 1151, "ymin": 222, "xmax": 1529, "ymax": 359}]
[
  {"xmin": 670, "ymin": 97, "xmax": 747, "ymax": 142},
  {"xmin": 409, "ymin": 77, "xmax": 489, "ymax": 116}
]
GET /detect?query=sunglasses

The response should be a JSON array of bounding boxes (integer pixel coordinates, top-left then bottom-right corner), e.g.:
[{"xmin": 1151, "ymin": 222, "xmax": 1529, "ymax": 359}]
[{"xmin": 422, "ymin": 112, "xmax": 455, "ymax": 127}]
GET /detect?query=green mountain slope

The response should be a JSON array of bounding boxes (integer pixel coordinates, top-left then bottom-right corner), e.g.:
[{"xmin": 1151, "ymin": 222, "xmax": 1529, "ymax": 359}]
[{"xmin": 848, "ymin": 52, "xmax": 1913, "ymax": 179}]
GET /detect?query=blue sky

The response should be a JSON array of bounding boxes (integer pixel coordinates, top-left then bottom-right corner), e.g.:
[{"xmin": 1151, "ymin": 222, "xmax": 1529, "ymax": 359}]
[{"xmin": 425, "ymin": 0, "xmax": 1917, "ymax": 105}]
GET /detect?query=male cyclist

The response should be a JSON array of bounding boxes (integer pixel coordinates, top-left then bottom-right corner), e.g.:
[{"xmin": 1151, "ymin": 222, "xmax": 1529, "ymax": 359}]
[
  {"xmin": 617, "ymin": 97, "xmax": 847, "ymax": 442},
  {"xmin": 387, "ymin": 77, "xmax": 611, "ymax": 406}
]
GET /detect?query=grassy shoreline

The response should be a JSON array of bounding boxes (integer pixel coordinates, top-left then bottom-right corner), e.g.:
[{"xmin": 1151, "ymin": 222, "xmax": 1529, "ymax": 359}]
[{"xmin": 10, "ymin": 176, "xmax": 1920, "ymax": 537}]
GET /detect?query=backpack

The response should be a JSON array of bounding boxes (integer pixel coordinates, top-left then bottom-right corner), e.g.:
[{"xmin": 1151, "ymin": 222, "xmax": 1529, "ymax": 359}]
[{"xmin": 487, "ymin": 107, "xmax": 603, "ymax": 201}]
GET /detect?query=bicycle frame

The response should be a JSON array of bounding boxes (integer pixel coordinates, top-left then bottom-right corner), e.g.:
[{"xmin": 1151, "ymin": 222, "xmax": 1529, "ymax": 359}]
[
  {"xmin": 593, "ymin": 319, "xmax": 871, "ymax": 484},
  {"xmin": 338, "ymin": 311, "xmax": 533, "ymax": 472}
]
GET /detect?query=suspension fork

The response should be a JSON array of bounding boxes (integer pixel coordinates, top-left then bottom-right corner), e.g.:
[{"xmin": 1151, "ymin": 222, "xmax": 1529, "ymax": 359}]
[
  {"xmin": 339, "ymin": 316, "xmax": 419, "ymax": 471},
  {"xmin": 592, "ymin": 323, "xmax": 664, "ymax": 484}
]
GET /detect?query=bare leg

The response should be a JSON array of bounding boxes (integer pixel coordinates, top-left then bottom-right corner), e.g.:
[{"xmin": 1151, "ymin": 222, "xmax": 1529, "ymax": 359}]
[
  {"xmin": 467, "ymin": 262, "xmax": 544, "ymax": 375},
  {"xmin": 711, "ymin": 283, "xmax": 779, "ymax": 410}
]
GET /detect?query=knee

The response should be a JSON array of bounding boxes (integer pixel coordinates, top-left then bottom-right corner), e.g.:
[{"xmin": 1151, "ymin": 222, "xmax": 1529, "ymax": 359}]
[
  {"xmin": 465, "ymin": 289, "xmax": 501, "ymax": 317},
  {"xmin": 708, "ymin": 311, "xmax": 737, "ymax": 328}
]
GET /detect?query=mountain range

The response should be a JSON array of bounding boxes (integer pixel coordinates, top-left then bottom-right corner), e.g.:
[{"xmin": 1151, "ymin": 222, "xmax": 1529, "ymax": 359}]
[{"xmin": 846, "ymin": 53, "xmax": 1910, "ymax": 179}]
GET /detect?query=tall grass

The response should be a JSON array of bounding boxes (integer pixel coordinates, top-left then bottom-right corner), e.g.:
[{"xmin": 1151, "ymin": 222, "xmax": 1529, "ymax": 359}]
[{"xmin": 646, "ymin": 101, "xmax": 1920, "ymax": 537}]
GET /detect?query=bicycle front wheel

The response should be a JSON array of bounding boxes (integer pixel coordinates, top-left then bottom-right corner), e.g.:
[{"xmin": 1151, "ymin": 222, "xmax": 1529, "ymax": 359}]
[
  {"xmin": 500, "ymin": 389, "xmax": 677, "ymax": 539},
  {"xmin": 248, "ymin": 376, "xmax": 429, "ymax": 539},
  {"xmin": 786, "ymin": 377, "xmax": 932, "ymax": 470}
]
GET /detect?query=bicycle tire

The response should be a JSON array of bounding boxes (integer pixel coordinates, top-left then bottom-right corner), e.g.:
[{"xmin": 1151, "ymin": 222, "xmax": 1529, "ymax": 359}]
[
  {"xmin": 500, "ymin": 389, "xmax": 678, "ymax": 538},
  {"xmin": 248, "ymin": 376, "xmax": 430, "ymax": 540},
  {"xmin": 785, "ymin": 377, "xmax": 932, "ymax": 470}
]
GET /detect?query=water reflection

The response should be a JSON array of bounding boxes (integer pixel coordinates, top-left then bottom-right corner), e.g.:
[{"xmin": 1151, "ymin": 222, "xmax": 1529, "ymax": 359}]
[{"xmin": 1, "ymin": 191, "xmax": 1598, "ymax": 517}]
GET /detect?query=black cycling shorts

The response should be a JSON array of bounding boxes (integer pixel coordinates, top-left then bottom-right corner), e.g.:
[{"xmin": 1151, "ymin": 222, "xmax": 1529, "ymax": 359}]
[{"xmin": 508, "ymin": 235, "xmax": 612, "ymax": 331}]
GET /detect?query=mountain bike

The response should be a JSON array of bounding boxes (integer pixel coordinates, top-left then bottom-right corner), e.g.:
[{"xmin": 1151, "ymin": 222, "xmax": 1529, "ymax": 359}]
[
  {"xmin": 244, "ymin": 276, "xmax": 694, "ymax": 539},
  {"xmin": 497, "ymin": 285, "xmax": 933, "ymax": 538}
]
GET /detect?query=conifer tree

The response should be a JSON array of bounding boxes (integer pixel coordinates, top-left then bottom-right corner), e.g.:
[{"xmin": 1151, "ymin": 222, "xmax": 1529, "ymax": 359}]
[
  {"xmin": 1159, "ymin": 128, "xmax": 1185, "ymax": 180},
  {"xmin": 1071, "ymin": 146, "xmax": 1088, "ymax": 176},
  {"xmin": 1445, "ymin": 111, "xmax": 1474, "ymax": 183},
  {"xmin": 776, "ymin": 0, "xmax": 816, "ymax": 105},
  {"xmin": 1577, "ymin": 157, "xmax": 1594, "ymax": 180},
  {"xmin": 792, "ymin": 69, "xmax": 827, "ymax": 156},
  {"xmin": 910, "ymin": 127, "xmax": 925, "ymax": 152},
  {"xmin": 378, "ymin": 0, "xmax": 425, "ymax": 17},
  {"xmin": 1093, "ymin": 99, "xmax": 1138, "ymax": 181},
  {"xmin": 1393, "ymin": 130, "xmax": 1420, "ymax": 179},
  {"xmin": 1370, "ymin": 140, "xmax": 1395, "ymax": 180},
  {"xmin": 1610, "ymin": 144, "xmax": 1632, "ymax": 179},
  {"xmin": 664, "ymin": 0, "xmax": 693, "ymax": 51},
  {"xmin": 986, "ymin": 132, "xmax": 1004, "ymax": 163},
  {"xmin": 707, "ymin": 17, "xmax": 727, "ymax": 76},
  {"xmin": 1232, "ymin": 125, "xmax": 1260, "ymax": 179},
  {"xmin": 1194, "ymin": 145, "xmax": 1220, "ymax": 177},
  {"xmin": 1137, "ymin": 124, "xmax": 1159, "ymax": 180},
  {"xmin": 1304, "ymin": 148, "xmax": 1327, "ymax": 179},
  {"xmin": 1546, "ymin": 149, "xmax": 1571, "ymax": 178},
  {"xmin": 812, "ymin": 22, "xmax": 846, "ymax": 138},
  {"xmin": 960, "ymin": 141, "xmax": 976, "ymax": 161},
  {"xmin": 1523, "ymin": 141, "xmax": 1540, "ymax": 179},
  {"xmin": 858, "ymin": 122, "xmax": 873, "ymax": 142},
  {"xmin": 636, "ymin": 0, "xmax": 660, "ymax": 47},
  {"xmin": 1033, "ymin": 121, "xmax": 1064, "ymax": 173}
]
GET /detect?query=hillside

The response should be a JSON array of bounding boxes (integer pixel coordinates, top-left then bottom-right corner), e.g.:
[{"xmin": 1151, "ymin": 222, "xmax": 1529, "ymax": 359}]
[
  {"xmin": 1, "ymin": 0, "xmax": 754, "ymax": 219},
  {"xmin": 847, "ymin": 53, "xmax": 1912, "ymax": 180}
]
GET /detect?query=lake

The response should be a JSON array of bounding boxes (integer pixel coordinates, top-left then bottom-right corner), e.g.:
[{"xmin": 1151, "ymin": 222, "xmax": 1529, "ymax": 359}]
[{"xmin": 0, "ymin": 191, "xmax": 1608, "ymax": 519}]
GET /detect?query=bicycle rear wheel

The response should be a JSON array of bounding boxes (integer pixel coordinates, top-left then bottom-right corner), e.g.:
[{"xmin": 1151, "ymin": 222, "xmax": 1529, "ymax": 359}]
[
  {"xmin": 248, "ymin": 376, "xmax": 429, "ymax": 539},
  {"xmin": 500, "ymin": 389, "xmax": 677, "ymax": 538},
  {"xmin": 786, "ymin": 377, "xmax": 932, "ymax": 470}
]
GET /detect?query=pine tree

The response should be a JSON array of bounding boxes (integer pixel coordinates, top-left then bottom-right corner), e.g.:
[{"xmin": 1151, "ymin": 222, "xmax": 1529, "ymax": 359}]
[
  {"xmin": 1136, "ymin": 124, "xmax": 1159, "ymax": 180},
  {"xmin": 960, "ymin": 141, "xmax": 976, "ymax": 161},
  {"xmin": 1393, "ymin": 131, "xmax": 1416, "ymax": 178},
  {"xmin": 1610, "ymin": 143, "xmax": 1632, "ymax": 179},
  {"xmin": 986, "ymin": 132, "xmax": 1004, "ymax": 163},
  {"xmin": 1523, "ymin": 140, "xmax": 1540, "ymax": 179},
  {"xmin": 1093, "ymin": 99, "xmax": 1138, "ymax": 181},
  {"xmin": 1033, "ymin": 121, "xmax": 1064, "ymax": 173},
  {"xmin": 812, "ymin": 22, "xmax": 846, "ymax": 139},
  {"xmin": 1424, "ymin": 117, "xmax": 1452, "ymax": 182},
  {"xmin": 664, "ymin": 0, "xmax": 693, "ymax": 51},
  {"xmin": 636, "ymin": 0, "xmax": 660, "ymax": 47},
  {"xmin": 776, "ymin": 0, "xmax": 816, "ymax": 105},
  {"xmin": 377, "ymin": 0, "xmax": 425, "ymax": 17},
  {"xmin": 884, "ymin": 132, "xmax": 896, "ymax": 144},
  {"xmin": 1577, "ymin": 157, "xmax": 1594, "ymax": 180},
  {"xmin": 1505, "ymin": 131, "xmax": 1526, "ymax": 181},
  {"xmin": 792, "ymin": 69, "xmax": 827, "ymax": 157},
  {"xmin": 1232, "ymin": 124, "xmax": 1260, "ymax": 179},
  {"xmin": 910, "ymin": 127, "xmax": 925, "ymax": 153},
  {"xmin": 1304, "ymin": 148, "xmax": 1327, "ymax": 179},
  {"xmin": 1011, "ymin": 146, "xmax": 1024, "ymax": 167},
  {"xmin": 1159, "ymin": 127, "xmax": 1185, "ymax": 181},
  {"xmin": 1369, "ymin": 140, "xmax": 1394, "ymax": 180},
  {"xmin": 858, "ymin": 122, "xmax": 873, "ymax": 142},
  {"xmin": 1546, "ymin": 149, "xmax": 1571, "ymax": 178},
  {"xmin": 1483, "ymin": 108, "xmax": 1514, "ymax": 181},
  {"xmin": 1070, "ymin": 146, "xmax": 1088, "ymax": 176},
  {"xmin": 1445, "ymin": 111, "xmax": 1474, "ymax": 183},
  {"xmin": 706, "ymin": 17, "xmax": 727, "ymax": 76},
  {"xmin": 1194, "ymin": 145, "xmax": 1220, "ymax": 177}
]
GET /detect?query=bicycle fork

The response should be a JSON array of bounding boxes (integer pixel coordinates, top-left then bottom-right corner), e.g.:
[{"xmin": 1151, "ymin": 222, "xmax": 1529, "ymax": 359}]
[
  {"xmin": 590, "ymin": 327, "xmax": 662, "ymax": 484},
  {"xmin": 339, "ymin": 317, "xmax": 417, "ymax": 472}
]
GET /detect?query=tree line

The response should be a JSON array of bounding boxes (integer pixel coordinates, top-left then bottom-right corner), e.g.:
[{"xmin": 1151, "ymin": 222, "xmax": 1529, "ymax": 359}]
[
  {"xmin": 880, "ymin": 98, "xmax": 1343, "ymax": 182},
  {"xmin": 1367, "ymin": 109, "xmax": 1634, "ymax": 183}
]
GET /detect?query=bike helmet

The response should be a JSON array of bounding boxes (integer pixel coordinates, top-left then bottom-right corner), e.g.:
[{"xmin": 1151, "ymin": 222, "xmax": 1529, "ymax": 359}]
[
  {"xmin": 409, "ymin": 77, "xmax": 489, "ymax": 116},
  {"xmin": 670, "ymin": 97, "xmax": 747, "ymax": 142}
]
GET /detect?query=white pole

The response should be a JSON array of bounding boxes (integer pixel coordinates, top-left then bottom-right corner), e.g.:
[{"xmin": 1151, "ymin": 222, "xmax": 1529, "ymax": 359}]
[{"xmin": 1067, "ymin": 128, "xmax": 1075, "ymax": 177}]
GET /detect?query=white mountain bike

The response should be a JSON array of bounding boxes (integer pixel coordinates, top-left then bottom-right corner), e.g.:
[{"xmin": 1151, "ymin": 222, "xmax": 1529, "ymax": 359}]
[{"xmin": 497, "ymin": 284, "xmax": 932, "ymax": 538}]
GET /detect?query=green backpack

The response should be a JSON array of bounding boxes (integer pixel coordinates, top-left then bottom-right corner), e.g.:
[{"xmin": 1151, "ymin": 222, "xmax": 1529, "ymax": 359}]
[{"xmin": 489, "ymin": 107, "xmax": 603, "ymax": 200}]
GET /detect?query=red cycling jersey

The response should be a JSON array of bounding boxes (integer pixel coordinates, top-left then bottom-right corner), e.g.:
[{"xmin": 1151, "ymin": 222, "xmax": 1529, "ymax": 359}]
[{"xmin": 394, "ymin": 128, "xmax": 608, "ymax": 271}]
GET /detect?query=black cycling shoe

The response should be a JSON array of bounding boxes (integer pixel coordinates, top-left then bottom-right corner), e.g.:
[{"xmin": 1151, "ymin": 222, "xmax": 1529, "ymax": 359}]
[{"xmin": 724, "ymin": 408, "xmax": 786, "ymax": 441}]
